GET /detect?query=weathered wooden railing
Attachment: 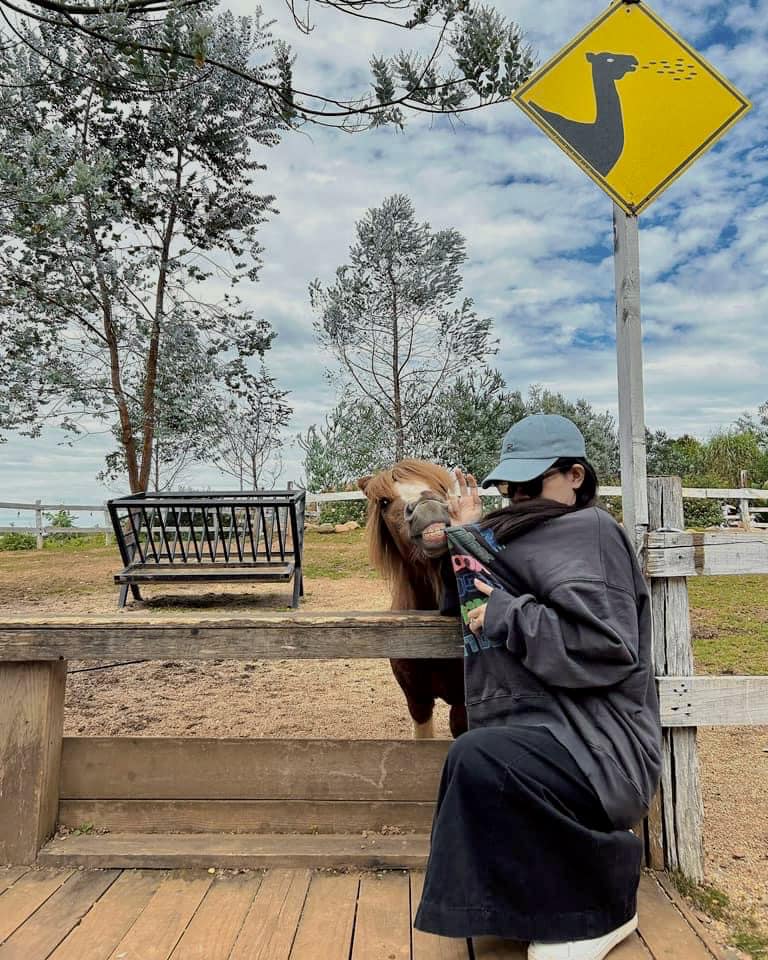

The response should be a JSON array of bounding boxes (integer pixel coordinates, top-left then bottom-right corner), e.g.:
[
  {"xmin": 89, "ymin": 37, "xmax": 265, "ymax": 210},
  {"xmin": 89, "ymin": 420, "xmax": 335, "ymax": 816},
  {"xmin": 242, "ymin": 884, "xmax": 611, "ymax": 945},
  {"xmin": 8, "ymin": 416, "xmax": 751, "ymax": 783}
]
[{"xmin": 1, "ymin": 478, "xmax": 767, "ymax": 880}]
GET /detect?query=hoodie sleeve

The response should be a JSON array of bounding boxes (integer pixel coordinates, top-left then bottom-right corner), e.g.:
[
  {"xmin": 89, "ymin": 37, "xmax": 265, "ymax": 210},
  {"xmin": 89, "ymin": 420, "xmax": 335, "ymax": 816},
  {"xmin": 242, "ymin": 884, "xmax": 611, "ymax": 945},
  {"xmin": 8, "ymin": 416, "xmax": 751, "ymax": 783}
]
[{"xmin": 483, "ymin": 579, "xmax": 640, "ymax": 689}]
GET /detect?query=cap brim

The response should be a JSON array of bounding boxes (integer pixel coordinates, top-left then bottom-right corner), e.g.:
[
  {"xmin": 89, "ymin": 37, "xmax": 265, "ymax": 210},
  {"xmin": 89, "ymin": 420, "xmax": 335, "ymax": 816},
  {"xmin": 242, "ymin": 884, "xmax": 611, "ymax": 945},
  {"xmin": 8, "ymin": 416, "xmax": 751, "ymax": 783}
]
[{"xmin": 481, "ymin": 456, "xmax": 559, "ymax": 488}]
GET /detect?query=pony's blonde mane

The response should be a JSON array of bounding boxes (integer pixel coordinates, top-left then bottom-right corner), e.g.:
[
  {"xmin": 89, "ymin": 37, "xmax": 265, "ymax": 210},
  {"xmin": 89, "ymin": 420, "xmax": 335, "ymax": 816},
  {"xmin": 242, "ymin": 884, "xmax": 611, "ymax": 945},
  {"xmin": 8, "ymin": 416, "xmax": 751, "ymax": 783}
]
[{"xmin": 363, "ymin": 459, "xmax": 454, "ymax": 609}]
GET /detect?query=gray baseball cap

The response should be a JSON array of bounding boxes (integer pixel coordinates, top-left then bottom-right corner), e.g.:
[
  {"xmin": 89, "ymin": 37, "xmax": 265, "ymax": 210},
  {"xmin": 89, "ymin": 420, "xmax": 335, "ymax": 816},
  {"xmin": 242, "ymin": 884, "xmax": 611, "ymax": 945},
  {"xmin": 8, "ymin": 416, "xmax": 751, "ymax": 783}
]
[{"xmin": 481, "ymin": 414, "xmax": 587, "ymax": 488}]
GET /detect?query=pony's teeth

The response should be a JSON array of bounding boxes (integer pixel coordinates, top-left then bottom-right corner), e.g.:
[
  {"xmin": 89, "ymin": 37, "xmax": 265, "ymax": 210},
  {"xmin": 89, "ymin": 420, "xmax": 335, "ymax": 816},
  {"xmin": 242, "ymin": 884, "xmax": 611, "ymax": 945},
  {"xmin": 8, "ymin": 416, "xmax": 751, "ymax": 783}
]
[{"xmin": 422, "ymin": 523, "xmax": 446, "ymax": 540}]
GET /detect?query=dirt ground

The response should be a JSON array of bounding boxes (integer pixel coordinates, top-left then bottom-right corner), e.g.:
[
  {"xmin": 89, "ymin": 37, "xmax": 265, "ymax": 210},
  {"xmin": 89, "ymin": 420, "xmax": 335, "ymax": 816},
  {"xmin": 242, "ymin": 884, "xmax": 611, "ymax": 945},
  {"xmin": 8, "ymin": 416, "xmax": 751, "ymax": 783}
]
[{"xmin": 1, "ymin": 544, "xmax": 766, "ymax": 953}]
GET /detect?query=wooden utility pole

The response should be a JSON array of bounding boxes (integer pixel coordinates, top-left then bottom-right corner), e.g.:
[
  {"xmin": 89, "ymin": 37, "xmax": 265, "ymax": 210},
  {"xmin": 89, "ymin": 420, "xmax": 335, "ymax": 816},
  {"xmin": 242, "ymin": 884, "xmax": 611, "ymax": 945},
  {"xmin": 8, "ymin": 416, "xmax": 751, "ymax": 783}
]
[{"xmin": 613, "ymin": 205, "xmax": 649, "ymax": 554}]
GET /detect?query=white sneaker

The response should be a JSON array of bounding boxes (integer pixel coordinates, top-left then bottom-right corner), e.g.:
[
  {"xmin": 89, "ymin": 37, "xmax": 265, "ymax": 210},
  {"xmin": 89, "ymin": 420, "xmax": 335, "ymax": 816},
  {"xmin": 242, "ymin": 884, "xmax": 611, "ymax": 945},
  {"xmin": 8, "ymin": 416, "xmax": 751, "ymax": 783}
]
[{"xmin": 527, "ymin": 914, "xmax": 638, "ymax": 960}]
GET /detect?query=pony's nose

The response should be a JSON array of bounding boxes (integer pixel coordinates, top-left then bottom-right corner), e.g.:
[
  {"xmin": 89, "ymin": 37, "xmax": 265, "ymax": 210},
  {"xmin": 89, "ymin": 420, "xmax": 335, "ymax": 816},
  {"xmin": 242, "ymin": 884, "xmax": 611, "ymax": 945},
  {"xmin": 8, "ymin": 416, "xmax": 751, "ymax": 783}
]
[{"xmin": 404, "ymin": 490, "xmax": 435, "ymax": 522}]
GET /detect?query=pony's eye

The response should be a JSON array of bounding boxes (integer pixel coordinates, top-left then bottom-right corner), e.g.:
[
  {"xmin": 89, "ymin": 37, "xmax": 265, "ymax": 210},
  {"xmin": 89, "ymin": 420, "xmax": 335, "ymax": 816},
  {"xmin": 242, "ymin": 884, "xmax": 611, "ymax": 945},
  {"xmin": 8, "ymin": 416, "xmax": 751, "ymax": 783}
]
[{"xmin": 379, "ymin": 498, "xmax": 391, "ymax": 509}]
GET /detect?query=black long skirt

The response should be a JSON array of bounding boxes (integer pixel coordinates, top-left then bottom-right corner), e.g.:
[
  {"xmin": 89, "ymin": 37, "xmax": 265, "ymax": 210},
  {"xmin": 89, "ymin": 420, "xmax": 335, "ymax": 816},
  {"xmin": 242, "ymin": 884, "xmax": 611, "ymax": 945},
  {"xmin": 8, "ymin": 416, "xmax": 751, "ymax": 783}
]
[{"xmin": 414, "ymin": 725, "xmax": 642, "ymax": 942}]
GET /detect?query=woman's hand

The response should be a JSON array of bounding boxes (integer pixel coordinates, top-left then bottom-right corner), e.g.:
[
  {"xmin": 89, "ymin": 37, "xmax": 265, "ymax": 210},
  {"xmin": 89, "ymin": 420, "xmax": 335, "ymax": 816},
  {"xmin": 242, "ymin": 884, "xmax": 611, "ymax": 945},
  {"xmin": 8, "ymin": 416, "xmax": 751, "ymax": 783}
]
[
  {"xmin": 467, "ymin": 579, "xmax": 494, "ymax": 636},
  {"xmin": 448, "ymin": 469, "xmax": 482, "ymax": 525}
]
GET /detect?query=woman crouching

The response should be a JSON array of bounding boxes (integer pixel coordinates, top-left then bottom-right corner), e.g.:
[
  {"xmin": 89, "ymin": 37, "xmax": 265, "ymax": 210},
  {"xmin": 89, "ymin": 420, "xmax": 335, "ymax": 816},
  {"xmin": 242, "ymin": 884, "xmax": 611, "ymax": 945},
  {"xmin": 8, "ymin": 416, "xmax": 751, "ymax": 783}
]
[{"xmin": 414, "ymin": 413, "xmax": 661, "ymax": 960}]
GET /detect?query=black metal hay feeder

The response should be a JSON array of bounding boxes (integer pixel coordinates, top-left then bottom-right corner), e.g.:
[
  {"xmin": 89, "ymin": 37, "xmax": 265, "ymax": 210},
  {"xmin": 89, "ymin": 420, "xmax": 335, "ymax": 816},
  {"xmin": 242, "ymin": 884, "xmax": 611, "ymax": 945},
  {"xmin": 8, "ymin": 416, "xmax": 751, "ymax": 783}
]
[{"xmin": 107, "ymin": 489, "xmax": 306, "ymax": 609}]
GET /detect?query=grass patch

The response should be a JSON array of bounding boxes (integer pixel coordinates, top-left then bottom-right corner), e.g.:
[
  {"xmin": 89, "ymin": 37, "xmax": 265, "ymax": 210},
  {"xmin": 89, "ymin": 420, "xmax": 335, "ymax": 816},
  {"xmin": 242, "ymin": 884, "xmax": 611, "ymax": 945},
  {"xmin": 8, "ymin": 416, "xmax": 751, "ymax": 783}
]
[
  {"xmin": 0, "ymin": 543, "xmax": 118, "ymax": 605},
  {"xmin": 43, "ymin": 533, "xmax": 110, "ymax": 552},
  {"xmin": 0, "ymin": 532, "xmax": 110, "ymax": 553},
  {"xmin": 672, "ymin": 871, "xmax": 730, "ymax": 920},
  {"xmin": 671, "ymin": 872, "xmax": 768, "ymax": 959},
  {"xmin": 689, "ymin": 575, "xmax": 768, "ymax": 675},
  {"xmin": 302, "ymin": 529, "xmax": 378, "ymax": 580}
]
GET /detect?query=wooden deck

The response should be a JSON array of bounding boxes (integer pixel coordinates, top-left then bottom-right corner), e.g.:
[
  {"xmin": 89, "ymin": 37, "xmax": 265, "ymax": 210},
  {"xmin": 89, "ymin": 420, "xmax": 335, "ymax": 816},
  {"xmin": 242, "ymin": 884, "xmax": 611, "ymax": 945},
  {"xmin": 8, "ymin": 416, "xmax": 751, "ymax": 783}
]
[{"xmin": 0, "ymin": 866, "xmax": 725, "ymax": 959}]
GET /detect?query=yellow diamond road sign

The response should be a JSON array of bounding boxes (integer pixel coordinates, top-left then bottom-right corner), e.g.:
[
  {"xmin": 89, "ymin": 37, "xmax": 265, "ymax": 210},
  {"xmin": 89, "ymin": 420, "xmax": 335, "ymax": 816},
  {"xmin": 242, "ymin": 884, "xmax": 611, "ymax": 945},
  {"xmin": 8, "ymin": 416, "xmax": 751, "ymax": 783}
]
[{"xmin": 512, "ymin": 1, "xmax": 751, "ymax": 214}]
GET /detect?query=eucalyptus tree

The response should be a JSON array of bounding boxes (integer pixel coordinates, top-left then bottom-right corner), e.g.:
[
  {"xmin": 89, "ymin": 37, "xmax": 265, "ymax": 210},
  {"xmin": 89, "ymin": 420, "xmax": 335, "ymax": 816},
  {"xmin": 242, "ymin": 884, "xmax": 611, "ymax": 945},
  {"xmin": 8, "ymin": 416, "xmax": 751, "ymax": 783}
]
[
  {"xmin": 0, "ymin": 0, "xmax": 534, "ymax": 130},
  {"xmin": 96, "ymin": 320, "xmax": 226, "ymax": 492},
  {"xmin": 98, "ymin": 344, "xmax": 292, "ymax": 492},
  {"xmin": 738, "ymin": 402, "xmax": 768, "ymax": 453},
  {"xmin": 301, "ymin": 376, "xmax": 621, "ymax": 487},
  {"xmin": 300, "ymin": 371, "xmax": 517, "ymax": 485},
  {"xmin": 519, "ymin": 385, "xmax": 621, "ymax": 483},
  {"xmin": 298, "ymin": 395, "xmax": 393, "ymax": 492},
  {"xmin": 0, "ymin": 8, "xmax": 282, "ymax": 492},
  {"xmin": 310, "ymin": 194, "xmax": 497, "ymax": 462},
  {"xmin": 645, "ymin": 429, "xmax": 704, "ymax": 482},
  {"xmin": 411, "ymin": 366, "xmax": 524, "ymax": 478},
  {"xmin": 214, "ymin": 369, "xmax": 292, "ymax": 490}
]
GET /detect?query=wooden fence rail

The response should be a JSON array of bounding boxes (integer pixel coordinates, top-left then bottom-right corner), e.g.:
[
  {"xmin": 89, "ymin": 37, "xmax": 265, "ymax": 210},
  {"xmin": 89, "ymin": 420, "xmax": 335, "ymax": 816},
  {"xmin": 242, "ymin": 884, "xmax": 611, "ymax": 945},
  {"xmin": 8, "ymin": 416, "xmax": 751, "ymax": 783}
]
[
  {"xmin": 646, "ymin": 531, "xmax": 768, "ymax": 576},
  {"xmin": 0, "ymin": 616, "xmax": 765, "ymax": 726}
]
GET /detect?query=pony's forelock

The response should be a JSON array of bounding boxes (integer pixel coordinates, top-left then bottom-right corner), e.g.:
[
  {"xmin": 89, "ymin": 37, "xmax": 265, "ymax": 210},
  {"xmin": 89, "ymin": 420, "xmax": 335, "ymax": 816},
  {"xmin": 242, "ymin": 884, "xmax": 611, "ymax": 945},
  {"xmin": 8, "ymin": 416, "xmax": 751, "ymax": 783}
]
[
  {"xmin": 364, "ymin": 460, "xmax": 454, "ymax": 504},
  {"xmin": 362, "ymin": 460, "xmax": 454, "ymax": 605}
]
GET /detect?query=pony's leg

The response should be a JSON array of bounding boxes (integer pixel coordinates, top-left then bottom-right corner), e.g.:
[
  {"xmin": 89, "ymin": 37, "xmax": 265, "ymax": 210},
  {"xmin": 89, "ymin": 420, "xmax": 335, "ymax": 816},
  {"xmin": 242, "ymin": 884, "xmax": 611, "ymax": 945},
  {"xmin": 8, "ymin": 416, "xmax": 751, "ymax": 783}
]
[
  {"xmin": 390, "ymin": 658, "xmax": 436, "ymax": 739},
  {"xmin": 408, "ymin": 699, "xmax": 436, "ymax": 738},
  {"xmin": 413, "ymin": 716, "xmax": 435, "ymax": 739}
]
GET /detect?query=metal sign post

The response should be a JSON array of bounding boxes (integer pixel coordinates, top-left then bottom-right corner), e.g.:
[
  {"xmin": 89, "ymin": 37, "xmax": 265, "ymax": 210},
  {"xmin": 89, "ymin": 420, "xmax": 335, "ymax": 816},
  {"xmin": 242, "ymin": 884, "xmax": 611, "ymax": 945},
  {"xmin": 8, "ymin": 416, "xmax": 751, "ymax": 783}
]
[
  {"xmin": 613, "ymin": 206, "xmax": 648, "ymax": 553},
  {"xmin": 510, "ymin": 0, "xmax": 750, "ymax": 551}
]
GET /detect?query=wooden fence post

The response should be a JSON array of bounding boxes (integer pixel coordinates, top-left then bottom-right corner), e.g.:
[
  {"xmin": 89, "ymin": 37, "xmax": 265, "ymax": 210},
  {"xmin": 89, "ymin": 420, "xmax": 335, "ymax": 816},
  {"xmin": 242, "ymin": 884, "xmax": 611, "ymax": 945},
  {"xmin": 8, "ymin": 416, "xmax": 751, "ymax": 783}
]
[
  {"xmin": 35, "ymin": 499, "xmax": 44, "ymax": 550},
  {"xmin": 647, "ymin": 476, "xmax": 705, "ymax": 881},
  {"xmin": 0, "ymin": 661, "xmax": 67, "ymax": 863},
  {"xmin": 103, "ymin": 507, "xmax": 112, "ymax": 546},
  {"xmin": 740, "ymin": 470, "xmax": 751, "ymax": 530}
]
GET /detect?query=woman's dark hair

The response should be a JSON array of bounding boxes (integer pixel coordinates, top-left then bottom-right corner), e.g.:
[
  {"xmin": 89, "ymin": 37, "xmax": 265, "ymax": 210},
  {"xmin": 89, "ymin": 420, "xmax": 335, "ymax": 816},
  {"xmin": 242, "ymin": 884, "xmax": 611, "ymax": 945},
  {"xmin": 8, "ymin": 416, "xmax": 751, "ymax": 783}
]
[{"xmin": 479, "ymin": 457, "xmax": 599, "ymax": 545}]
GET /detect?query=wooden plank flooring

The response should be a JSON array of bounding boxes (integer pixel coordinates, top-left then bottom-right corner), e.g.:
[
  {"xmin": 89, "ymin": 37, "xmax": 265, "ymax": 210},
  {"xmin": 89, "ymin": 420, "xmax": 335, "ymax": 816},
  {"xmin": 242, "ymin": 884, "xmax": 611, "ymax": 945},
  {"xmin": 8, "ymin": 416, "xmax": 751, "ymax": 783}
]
[{"xmin": 0, "ymin": 868, "xmax": 724, "ymax": 959}]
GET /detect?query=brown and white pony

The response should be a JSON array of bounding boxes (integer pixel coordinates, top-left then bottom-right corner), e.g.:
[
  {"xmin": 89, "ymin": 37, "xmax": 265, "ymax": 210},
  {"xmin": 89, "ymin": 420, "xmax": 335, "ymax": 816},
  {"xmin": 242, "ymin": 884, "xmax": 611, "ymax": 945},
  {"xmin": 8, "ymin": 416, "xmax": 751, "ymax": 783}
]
[{"xmin": 358, "ymin": 460, "xmax": 467, "ymax": 738}]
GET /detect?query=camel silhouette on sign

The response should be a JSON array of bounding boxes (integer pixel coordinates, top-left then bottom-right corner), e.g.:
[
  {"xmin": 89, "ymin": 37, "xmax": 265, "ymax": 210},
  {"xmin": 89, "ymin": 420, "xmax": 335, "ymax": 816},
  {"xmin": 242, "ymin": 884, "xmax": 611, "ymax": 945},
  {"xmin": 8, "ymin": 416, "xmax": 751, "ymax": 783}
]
[{"xmin": 529, "ymin": 51, "xmax": 638, "ymax": 176}]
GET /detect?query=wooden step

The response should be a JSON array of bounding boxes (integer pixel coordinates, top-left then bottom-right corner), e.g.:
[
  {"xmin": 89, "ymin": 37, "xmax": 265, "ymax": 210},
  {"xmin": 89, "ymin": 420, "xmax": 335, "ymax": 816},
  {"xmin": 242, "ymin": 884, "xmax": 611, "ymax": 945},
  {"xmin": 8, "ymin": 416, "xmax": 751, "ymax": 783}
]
[
  {"xmin": 58, "ymin": 798, "xmax": 436, "ymax": 835},
  {"xmin": 38, "ymin": 832, "xmax": 430, "ymax": 870}
]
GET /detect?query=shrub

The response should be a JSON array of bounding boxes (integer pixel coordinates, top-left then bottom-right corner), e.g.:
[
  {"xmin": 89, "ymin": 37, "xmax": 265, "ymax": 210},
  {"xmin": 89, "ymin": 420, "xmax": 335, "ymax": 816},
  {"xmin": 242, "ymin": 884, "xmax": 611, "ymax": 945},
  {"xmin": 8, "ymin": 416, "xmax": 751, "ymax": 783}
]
[
  {"xmin": 683, "ymin": 499, "xmax": 724, "ymax": 529},
  {"xmin": 317, "ymin": 500, "xmax": 368, "ymax": 526},
  {"xmin": 43, "ymin": 533, "xmax": 106, "ymax": 551},
  {"xmin": 599, "ymin": 496, "xmax": 722, "ymax": 529},
  {"xmin": 0, "ymin": 531, "xmax": 37, "ymax": 551},
  {"xmin": 43, "ymin": 509, "xmax": 76, "ymax": 528},
  {"xmin": 45, "ymin": 532, "xmax": 74, "ymax": 545}
]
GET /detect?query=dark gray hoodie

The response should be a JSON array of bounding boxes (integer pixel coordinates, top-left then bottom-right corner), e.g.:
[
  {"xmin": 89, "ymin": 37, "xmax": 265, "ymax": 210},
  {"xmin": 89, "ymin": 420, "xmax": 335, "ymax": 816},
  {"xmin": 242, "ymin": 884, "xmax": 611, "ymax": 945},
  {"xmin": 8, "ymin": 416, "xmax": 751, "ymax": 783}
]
[{"xmin": 451, "ymin": 506, "xmax": 661, "ymax": 830}]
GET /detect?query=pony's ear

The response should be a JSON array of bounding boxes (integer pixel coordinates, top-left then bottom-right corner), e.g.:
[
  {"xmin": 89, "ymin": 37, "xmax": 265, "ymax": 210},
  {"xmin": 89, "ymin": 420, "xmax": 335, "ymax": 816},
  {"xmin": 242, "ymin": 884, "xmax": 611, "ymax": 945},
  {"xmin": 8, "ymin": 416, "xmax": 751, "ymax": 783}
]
[{"xmin": 357, "ymin": 475, "xmax": 372, "ymax": 494}]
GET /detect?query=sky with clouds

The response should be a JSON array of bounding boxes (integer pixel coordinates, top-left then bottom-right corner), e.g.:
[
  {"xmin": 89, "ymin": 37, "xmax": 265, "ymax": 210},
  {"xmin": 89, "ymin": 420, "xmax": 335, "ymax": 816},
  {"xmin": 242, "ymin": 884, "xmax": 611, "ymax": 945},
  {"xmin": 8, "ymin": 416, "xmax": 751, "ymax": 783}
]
[{"xmin": 0, "ymin": 0, "xmax": 766, "ymax": 522}]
